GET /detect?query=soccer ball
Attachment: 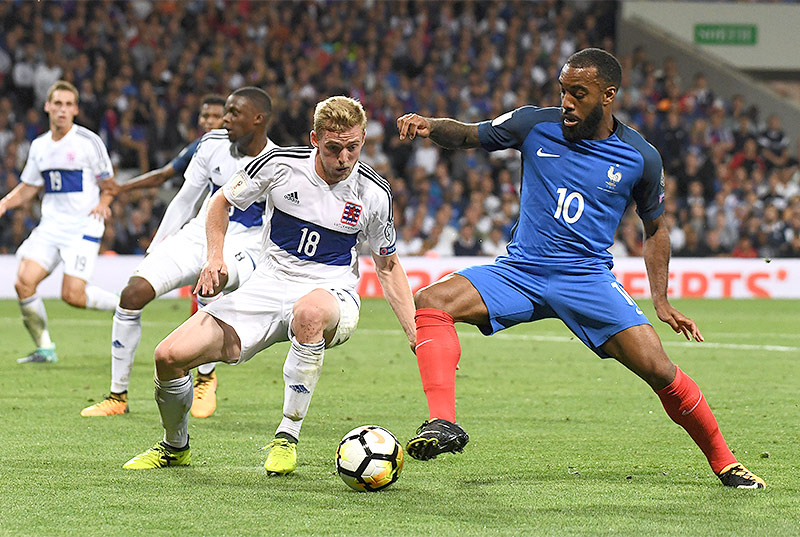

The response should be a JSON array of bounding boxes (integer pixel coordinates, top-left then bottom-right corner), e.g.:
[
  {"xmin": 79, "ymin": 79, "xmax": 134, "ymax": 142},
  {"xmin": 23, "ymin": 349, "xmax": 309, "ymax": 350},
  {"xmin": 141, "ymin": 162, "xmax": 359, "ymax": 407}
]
[{"xmin": 336, "ymin": 425, "xmax": 404, "ymax": 492}]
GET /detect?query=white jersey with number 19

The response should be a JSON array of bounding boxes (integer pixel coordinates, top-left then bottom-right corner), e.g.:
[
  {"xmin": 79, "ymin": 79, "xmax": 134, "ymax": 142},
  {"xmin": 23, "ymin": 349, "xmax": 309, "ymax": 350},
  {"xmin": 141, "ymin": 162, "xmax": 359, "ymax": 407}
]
[
  {"xmin": 20, "ymin": 124, "xmax": 114, "ymax": 242},
  {"xmin": 222, "ymin": 146, "xmax": 396, "ymax": 289}
]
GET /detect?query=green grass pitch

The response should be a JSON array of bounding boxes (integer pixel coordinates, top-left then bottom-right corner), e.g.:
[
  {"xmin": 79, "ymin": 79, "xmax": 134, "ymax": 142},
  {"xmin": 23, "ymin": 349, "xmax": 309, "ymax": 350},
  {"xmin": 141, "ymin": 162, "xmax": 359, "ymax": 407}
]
[{"xmin": 0, "ymin": 298, "xmax": 798, "ymax": 536}]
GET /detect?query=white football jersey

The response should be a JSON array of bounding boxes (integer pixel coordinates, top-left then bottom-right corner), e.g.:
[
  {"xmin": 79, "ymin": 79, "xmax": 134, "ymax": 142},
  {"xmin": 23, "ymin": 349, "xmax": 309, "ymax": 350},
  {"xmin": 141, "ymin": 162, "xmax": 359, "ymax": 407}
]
[
  {"xmin": 20, "ymin": 124, "xmax": 113, "ymax": 240},
  {"xmin": 222, "ymin": 146, "xmax": 396, "ymax": 288},
  {"xmin": 151, "ymin": 129, "xmax": 277, "ymax": 248}
]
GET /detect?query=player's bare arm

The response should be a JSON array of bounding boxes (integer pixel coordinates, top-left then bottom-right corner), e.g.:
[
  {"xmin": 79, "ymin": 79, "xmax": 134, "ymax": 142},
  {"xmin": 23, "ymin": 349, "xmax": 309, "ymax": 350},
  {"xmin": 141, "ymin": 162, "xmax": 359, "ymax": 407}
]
[
  {"xmin": 195, "ymin": 190, "xmax": 231, "ymax": 296},
  {"xmin": 90, "ymin": 178, "xmax": 117, "ymax": 219},
  {"xmin": 0, "ymin": 182, "xmax": 42, "ymax": 218},
  {"xmin": 642, "ymin": 215, "xmax": 703, "ymax": 342},
  {"xmin": 397, "ymin": 114, "xmax": 480, "ymax": 149},
  {"xmin": 119, "ymin": 165, "xmax": 173, "ymax": 193},
  {"xmin": 89, "ymin": 191, "xmax": 114, "ymax": 220},
  {"xmin": 372, "ymin": 252, "xmax": 416, "ymax": 351}
]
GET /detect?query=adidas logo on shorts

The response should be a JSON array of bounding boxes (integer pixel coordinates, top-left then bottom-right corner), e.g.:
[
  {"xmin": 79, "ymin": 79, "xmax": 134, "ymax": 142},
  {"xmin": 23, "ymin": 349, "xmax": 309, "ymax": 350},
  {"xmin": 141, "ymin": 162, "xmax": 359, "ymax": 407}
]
[{"xmin": 284, "ymin": 191, "xmax": 300, "ymax": 204}]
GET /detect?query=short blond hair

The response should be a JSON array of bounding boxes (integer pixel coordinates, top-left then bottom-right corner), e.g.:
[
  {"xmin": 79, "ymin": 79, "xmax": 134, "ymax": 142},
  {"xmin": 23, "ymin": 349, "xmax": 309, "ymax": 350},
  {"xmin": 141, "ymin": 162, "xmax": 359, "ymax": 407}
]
[
  {"xmin": 47, "ymin": 80, "xmax": 79, "ymax": 103},
  {"xmin": 313, "ymin": 96, "xmax": 367, "ymax": 133}
]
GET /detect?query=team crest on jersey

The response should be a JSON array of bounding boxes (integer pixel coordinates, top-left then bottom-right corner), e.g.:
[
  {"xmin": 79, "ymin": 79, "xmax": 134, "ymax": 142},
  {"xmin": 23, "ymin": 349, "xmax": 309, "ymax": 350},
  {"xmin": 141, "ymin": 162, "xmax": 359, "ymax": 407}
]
[
  {"xmin": 341, "ymin": 202, "xmax": 362, "ymax": 226},
  {"xmin": 605, "ymin": 164, "xmax": 622, "ymax": 189}
]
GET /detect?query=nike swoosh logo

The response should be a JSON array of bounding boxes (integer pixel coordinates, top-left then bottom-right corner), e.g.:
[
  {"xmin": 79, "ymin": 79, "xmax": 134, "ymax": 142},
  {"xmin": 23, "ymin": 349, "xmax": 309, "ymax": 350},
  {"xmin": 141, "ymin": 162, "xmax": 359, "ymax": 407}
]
[
  {"xmin": 415, "ymin": 338, "xmax": 434, "ymax": 350},
  {"xmin": 537, "ymin": 147, "xmax": 560, "ymax": 158},
  {"xmin": 681, "ymin": 393, "xmax": 704, "ymax": 415}
]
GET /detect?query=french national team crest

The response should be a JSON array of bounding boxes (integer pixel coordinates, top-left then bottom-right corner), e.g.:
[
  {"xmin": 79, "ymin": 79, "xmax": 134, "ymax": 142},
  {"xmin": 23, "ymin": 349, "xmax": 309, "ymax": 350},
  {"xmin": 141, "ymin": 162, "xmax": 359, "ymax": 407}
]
[{"xmin": 341, "ymin": 201, "xmax": 362, "ymax": 226}]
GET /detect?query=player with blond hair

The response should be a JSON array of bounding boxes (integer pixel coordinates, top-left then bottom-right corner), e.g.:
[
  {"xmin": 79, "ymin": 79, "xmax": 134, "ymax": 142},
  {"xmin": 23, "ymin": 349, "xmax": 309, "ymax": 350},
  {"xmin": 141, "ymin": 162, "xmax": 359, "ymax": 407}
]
[{"xmin": 123, "ymin": 96, "xmax": 415, "ymax": 475}]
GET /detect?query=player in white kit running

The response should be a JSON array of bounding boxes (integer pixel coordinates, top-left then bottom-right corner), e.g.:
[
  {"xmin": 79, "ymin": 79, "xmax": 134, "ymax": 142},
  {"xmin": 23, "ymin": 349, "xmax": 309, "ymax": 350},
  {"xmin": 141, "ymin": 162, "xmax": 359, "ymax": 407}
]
[
  {"xmin": 123, "ymin": 96, "xmax": 416, "ymax": 475},
  {"xmin": 80, "ymin": 87, "xmax": 276, "ymax": 418},
  {"xmin": 0, "ymin": 80, "xmax": 119, "ymax": 364},
  {"xmin": 80, "ymin": 94, "xmax": 229, "ymax": 418}
]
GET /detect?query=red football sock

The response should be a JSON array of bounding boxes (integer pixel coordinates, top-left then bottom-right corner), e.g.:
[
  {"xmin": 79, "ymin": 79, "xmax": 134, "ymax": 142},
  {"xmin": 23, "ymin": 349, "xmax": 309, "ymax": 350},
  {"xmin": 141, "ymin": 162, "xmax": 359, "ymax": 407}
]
[
  {"xmin": 414, "ymin": 308, "xmax": 461, "ymax": 422},
  {"xmin": 655, "ymin": 366, "xmax": 737, "ymax": 474}
]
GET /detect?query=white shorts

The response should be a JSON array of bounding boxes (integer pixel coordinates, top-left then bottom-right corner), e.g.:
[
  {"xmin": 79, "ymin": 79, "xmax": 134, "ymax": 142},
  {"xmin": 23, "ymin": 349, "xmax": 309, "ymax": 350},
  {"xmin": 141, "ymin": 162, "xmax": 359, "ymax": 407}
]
[
  {"xmin": 134, "ymin": 227, "xmax": 258, "ymax": 297},
  {"xmin": 16, "ymin": 225, "xmax": 101, "ymax": 281},
  {"xmin": 203, "ymin": 269, "xmax": 361, "ymax": 364}
]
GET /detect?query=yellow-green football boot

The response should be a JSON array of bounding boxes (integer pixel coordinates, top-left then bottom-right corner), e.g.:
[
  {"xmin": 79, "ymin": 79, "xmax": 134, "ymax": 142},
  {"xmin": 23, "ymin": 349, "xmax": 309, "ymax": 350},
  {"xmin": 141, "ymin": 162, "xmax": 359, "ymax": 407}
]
[
  {"xmin": 123, "ymin": 442, "xmax": 190, "ymax": 469},
  {"xmin": 262, "ymin": 438, "xmax": 297, "ymax": 475}
]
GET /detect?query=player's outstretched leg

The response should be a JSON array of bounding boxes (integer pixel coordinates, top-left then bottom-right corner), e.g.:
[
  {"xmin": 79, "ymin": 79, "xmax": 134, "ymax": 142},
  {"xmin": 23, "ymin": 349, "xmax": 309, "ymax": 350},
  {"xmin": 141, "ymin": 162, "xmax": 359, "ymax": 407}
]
[
  {"xmin": 406, "ymin": 418, "xmax": 469, "ymax": 461},
  {"xmin": 407, "ymin": 308, "xmax": 467, "ymax": 460},
  {"xmin": 656, "ymin": 366, "xmax": 765, "ymax": 489}
]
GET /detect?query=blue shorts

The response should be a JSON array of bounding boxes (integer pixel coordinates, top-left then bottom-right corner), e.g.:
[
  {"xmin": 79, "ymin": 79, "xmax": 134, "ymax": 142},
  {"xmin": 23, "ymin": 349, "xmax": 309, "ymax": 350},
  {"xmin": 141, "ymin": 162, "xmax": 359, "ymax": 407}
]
[{"xmin": 457, "ymin": 259, "xmax": 650, "ymax": 358}]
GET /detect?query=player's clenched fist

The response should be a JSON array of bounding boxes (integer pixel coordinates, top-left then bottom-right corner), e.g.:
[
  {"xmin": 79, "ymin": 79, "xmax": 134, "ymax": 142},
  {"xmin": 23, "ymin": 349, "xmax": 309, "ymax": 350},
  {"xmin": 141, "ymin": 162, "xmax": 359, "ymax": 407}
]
[{"xmin": 397, "ymin": 114, "xmax": 431, "ymax": 141}]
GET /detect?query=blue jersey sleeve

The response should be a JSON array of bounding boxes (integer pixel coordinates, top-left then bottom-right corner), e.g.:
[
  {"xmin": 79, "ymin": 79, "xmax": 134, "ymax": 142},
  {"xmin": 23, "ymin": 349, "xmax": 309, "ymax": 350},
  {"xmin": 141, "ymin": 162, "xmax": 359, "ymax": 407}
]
[
  {"xmin": 169, "ymin": 138, "xmax": 201, "ymax": 176},
  {"xmin": 478, "ymin": 106, "xmax": 558, "ymax": 151},
  {"xmin": 618, "ymin": 124, "xmax": 665, "ymax": 222}
]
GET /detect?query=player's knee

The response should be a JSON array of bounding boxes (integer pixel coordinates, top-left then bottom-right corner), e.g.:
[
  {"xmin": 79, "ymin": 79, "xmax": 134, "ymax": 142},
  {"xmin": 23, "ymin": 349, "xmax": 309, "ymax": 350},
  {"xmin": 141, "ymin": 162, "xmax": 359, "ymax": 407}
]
[
  {"xmin": 154, "ymin": 339, "xmax": 189, "ymax": 372},
  {"xmin": 414, "ymin": 286, "xmax": 446, "ymax": 310},
  {"xmin": 119, "ymin": 278, "xmax": 155, "ymax": 310},
  {"xmin": 61, "ymin": 287, "xmax": 86, "ymax": 308},
  {"xmin": 647, "ymin": 360, "xmax": 677, "ymax": 390},
  {"xmin": 622, "ymin": 355, "xmax": 676, "ymax": 390},
  {"xmin": 14, "ymin": 277, "xmax": 36, "ymax": 299},
  {"xmin": 293, "ymin": 301, "xmax": 328, "ymax": 331}
]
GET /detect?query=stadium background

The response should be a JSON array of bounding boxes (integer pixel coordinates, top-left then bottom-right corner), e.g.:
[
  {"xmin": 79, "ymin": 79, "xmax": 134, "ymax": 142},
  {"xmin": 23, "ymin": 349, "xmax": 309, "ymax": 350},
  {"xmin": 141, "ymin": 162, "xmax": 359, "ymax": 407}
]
[
  {"xmin": 1, "ymin": 0, "xmax": 799, "ymax": 297},
  {"xmin": 1, "ymin": 4, "xmax": 799, "ymax": 536}
]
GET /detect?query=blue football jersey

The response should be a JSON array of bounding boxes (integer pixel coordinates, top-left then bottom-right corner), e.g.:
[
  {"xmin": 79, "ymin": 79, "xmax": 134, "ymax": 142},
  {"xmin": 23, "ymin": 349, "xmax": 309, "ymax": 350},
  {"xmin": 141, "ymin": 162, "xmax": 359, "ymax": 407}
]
[{"xmin": 478, "ymin": 106, "xmax": 664, "ymax": 267}]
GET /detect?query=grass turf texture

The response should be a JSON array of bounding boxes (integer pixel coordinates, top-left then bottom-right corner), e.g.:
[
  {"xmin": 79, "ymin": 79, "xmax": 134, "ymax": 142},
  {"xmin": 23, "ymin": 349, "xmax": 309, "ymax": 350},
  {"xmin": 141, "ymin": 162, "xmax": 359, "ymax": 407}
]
[{"xmin": 0, "ymin": 298, "xmax": 798, "ymax": 536}]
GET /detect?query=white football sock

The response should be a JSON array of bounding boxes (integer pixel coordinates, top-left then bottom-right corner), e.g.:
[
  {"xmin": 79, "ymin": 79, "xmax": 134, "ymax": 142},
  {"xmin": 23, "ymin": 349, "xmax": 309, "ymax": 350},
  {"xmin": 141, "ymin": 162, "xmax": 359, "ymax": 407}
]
[
  {"xmin": 195, "ymin": 293, "xmax": 222, "ymax": 376},
  {"xmin": 155, "ymin": 374, "xmax": 193, "ymax": 449},
  {"xmin": 275, "ymin": 337, "xmax": 325, "ymax": 441},
  {"xmin": 111, "ymin": 306, "xmax": 142, "ymax": 393},
  {"xmin": 85, "ymin": 285, "xmax": 119, "ymax": 310},
  {"xmin": 19, "ymin": 295, "xmax": 52, "ymax": 348}
]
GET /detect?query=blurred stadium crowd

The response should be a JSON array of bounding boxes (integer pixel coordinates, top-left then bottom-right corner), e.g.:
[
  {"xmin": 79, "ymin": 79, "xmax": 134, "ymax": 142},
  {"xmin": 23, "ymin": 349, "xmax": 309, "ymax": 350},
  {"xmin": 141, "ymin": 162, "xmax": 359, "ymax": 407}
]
[{"xmin": 1, "ymin": 0, "xmax": 799, "ymax": 258}]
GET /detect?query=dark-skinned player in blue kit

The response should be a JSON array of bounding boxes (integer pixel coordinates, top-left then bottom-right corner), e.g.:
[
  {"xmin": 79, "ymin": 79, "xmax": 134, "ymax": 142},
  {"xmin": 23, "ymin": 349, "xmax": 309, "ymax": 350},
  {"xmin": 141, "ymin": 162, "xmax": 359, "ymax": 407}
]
[{"xmin": 396, "ymin": 48, "xmax": 764, "ymax": 489}]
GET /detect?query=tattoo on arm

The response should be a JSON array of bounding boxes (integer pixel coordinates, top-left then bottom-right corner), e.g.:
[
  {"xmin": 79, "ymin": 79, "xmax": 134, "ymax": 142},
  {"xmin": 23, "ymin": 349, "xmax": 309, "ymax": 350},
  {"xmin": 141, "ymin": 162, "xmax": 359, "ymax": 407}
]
[{"xmin": 428, "ymin": 118, "xmax": 481, "ymax": 149}]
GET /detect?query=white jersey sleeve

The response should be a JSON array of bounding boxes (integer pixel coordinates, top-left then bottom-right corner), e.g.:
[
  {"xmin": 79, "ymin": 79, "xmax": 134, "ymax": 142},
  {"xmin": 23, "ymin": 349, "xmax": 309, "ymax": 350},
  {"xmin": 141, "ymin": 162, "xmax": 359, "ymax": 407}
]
[
  {"xmin": 19, "ymin": 139, "xmax": 43, "ymax": 187},
  {"xmin": 79, "ymin": 127, "xmax": 114, "ymax": 182},
  {"xmin": 358, "ymin": 163, "xmax": 397, "ymax": 256},
  {"xmin": 222, "ymin": 147, "xmax": 282, "ymax": 210}
]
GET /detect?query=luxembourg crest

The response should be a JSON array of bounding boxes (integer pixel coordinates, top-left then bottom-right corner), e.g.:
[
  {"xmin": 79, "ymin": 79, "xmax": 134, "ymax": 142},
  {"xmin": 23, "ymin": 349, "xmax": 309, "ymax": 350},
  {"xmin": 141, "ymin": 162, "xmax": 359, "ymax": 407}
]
[{"xmin": 340, "ymin": 201, "xmax": 362, "ymax": 226}]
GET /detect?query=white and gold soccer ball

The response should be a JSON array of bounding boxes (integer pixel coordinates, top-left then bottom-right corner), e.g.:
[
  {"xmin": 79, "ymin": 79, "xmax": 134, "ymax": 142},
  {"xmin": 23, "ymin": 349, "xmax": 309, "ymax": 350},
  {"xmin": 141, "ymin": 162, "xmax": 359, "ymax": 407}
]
[{"xmin": 336, "ymin": 425, "xmax": 404, "ymax": 492}]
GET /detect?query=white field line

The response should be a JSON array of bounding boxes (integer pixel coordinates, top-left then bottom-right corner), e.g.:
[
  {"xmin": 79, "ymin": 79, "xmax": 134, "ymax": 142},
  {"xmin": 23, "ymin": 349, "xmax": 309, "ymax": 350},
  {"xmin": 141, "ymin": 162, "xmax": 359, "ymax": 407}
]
[
  {"xmin": 355, "ymin": 329, "xmax": 800, "ymax": 353},
  {"xmin": 2, "ymin": 318, "xmax": 797, "ymax": 353}
]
